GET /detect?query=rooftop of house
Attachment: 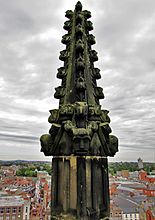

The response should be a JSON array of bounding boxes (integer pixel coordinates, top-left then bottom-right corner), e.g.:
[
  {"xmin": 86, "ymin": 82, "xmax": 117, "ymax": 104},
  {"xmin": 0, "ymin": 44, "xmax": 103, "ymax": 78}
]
[
  {"xmin": 120, "ymin": 182, "xmax": 146, "ymax": 189},
  {"xmin": 131, "ymin": 195, "xmax": 147, "ymax": 204},
  {"xmin": 148, "ymin": 175, "xmax": 155, "ymax": 178},
  {"xmin": 117, "ymin": 185, "xmax": 137, "ymax": 193},
  {"xmin": 147, "ymin": 185, "xmax": 155, "ymax": 190},
  {"xmin": 113, "ymin": 195, "xmax": 140, "ymax": 214},
  {"xmin": 37, "ymin": 171, "xmax": 49, "ymax": 174},
  {"xmin": 148, "ymin": 197, "xmax": 155, "ymax": 206}
]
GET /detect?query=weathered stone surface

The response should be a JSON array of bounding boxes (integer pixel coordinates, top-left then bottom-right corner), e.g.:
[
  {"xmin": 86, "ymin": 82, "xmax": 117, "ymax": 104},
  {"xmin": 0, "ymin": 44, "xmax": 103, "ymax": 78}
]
[{"xmin": 40, "ymin": 1, "xmax": 118, "ymax": 219}]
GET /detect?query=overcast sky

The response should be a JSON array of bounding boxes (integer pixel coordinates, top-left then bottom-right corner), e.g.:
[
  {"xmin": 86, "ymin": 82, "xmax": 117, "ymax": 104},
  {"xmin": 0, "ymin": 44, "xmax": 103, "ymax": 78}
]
[{"xmin": 0, "ymin": 0, "xmax": 155, "ymax": 162}]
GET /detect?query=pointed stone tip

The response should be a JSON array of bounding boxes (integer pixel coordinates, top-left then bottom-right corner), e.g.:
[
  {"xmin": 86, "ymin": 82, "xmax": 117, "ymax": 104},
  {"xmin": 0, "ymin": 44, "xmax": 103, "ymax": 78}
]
[{"xmin": 75, "ymin": 1, "xmax": 82, "ymax": 11}]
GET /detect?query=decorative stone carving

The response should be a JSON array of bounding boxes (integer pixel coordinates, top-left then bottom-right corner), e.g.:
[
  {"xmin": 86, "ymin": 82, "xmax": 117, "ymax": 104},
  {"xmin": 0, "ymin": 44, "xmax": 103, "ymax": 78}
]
[
  {"xmin": 88, "ymin": 107, "xmax": 100, "ymax": 121},
  {"xmin": 83, "ymin": 10, "xmax": 91, "ymax": 19},
  {"xmin": 100, "ymin": 109, "xmax": 111, "ymax": 123},
  {"xmin": 90, "ymin": 132, "xmax": 102, "ymax": 155},
  {"xmin": 88, "ymin": 105, "xmax": 101, "ymax": 116},
  {"xmin": 76, "ymin": 39, "xmax": 84, "ymax": 52},
  {"xmin": 63, "ymin": 120, "xmax": 74, "ymax": 132},
  {"xmin": 61, "ymin": 34, "xmax": 71, "ymax": 45},
  {"xmin": 87, "ymin": 121, "xmax": 99, "ymax": 132},
  {"xmin": 88, "ymin": 34, "xmax": 96, "ymax": 45},
  {"xmin": 40, "ymin": 123, "xmax": 61, "ymax": 156},
  {"xmin": 76, "ymin": 55, "xmax": 85, "ymax": 70},
  {"xmin": 59, "ymin": 104, "xmax": 74, "ymax": 121},
  {"xmin": 74, "ymin": 102, "xmax": 88, "ymax": 117},
  {"xmin": 48, "ymin": 109, "xmax": 59, "ymax": 123},
  {"xmin": 99, "ymin": 122, "xmax": 112, "ymax": 148},
  {"xmin": 73, "ymin": 135, "xmax": 90, "ymax": 155},
  {"xmin": 108, "ymin": 135, "xmax": 119, "ymax": 156},
  {"xmin": 65, "ymin": 10, "xmax": 73, "ymax": 19},
  {"xmin": 40, "ymin": 134, "xmax": 53, "ymax": 156},
  {"xmin": 54, "ymin": 86, "xmax": 65, "ymax": 99},
  {"xmin": 41, "ymin": 1, "xmax": 118, "ymax": 158},
  {"xmin": 75, "ymin": 24, "xmax": 83, "ymax": 36},
  {"xmin": 76, "ymin": 13, "xmax": 83, "ymax": 23},
  {"xmin": 75, "ymin": 1, "xmax": 82, "ymax": 11},
  {"xmin": 56, "ymin": 67, "xmax": 66, "ymax": 79},
  {"xmin": 76, "ymin": 76, "xmax": 86, "ymax": 90},
  {"xmin": 40, "ymin": 2, "xmax": 118, "ymax": 219},
  {"xmin": 59, "ymin": 50, "xmax": 69, "ymax": 61},
  {"xmin": 86, "ymin": 20, "xmax": 93, "ymax": 31},
  {"xmin": 90, "ymin": 50, "xmax": 98, "ymax": 62},
  {"xmin": 93, "ymin": 68, "xmax": 101, "ymax": 79},
  {"xmin": 95, "ymin": 87, "xmax": 104, "ymax": 99},
  {"xmin": 63, "ymin": 20, "xmax": 72, "ymax": 31}
]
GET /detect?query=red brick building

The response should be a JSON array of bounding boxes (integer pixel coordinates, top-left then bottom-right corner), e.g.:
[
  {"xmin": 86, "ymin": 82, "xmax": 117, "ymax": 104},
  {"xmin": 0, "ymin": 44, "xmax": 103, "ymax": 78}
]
[
  {"xmin": 139, "ymin": 171, "xmax": 155, "ymax": 183},
  {"xmin": 146, "ymin": 209, "xmax": 155, "ymax": 220}
]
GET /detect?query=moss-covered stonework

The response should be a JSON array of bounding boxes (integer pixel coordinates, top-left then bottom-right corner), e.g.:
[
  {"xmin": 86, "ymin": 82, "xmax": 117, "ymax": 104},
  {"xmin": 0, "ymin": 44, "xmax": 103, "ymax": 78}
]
[{"xmin": 40, "ymin": 1, "xmax": 118, "ymax": 219}]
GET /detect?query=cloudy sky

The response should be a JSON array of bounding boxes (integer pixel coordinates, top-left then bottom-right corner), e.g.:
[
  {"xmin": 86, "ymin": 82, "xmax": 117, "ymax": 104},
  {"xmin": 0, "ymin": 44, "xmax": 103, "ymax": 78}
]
[{"xmin": 0, "ymin": 0, "xmax": 155, "ymax": 162}]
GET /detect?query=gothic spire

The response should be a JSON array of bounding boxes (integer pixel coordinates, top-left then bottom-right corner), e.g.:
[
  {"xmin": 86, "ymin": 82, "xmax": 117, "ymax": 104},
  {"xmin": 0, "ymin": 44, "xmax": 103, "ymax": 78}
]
[
  {"xmin": 55, "ymin": 1, "xmax": 103, "ymax": 105},
  {"xmin": 40, "ymin": 1, "xmax": 118, "ymax": 158},
  {"xmin": 40, "ymin": 2, "xmax": 119, "ymax": 219}
]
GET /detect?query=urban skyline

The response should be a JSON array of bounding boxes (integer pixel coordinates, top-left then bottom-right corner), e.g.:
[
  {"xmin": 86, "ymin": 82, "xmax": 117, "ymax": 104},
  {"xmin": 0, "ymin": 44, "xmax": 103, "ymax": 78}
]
[{"xmin": 0, "ymin": 0, "xmax": 155, "ymax": 162}]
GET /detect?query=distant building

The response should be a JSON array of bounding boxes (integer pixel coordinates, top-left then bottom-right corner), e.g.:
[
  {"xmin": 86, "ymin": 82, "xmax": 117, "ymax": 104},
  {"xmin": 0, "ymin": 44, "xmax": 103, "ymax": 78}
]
[
  {"xmin": 32, "ymin": 176, "xmax": 51, "ymax": 219},
  {"xmin": 139, "ymin": 170, "xmax": 155, "ymax": 183},
  {"xmin": 110, "ymin": 203, "xmax": 122, "ymax": 220},
  {"xmin": 139, "ymin": 170, "xmax": 148, "ymax": 181},
  {"xmin": 121, "ymin": 170, "xmax": 129, "ymax": 178},
  {"xmin": 138, "ymin": 158, "xmax": 143, "ymax": 170},
  {"xmin": 119, "ymin": 182, "xmax": 146, "ymax": 191},
  {"xmin": 0, "ymin": 195, "xmax": 30, "ymax": 220},
  {"xmin": 122, "ymin": 212, "xmax": 139, "ymax": 220},
  {"xmin": 37, "ymin": 171, "xmax": 49, "ymax": 179},
  {"xmin": 129, "ymin": 171, "xmax": 139, "ymax": 179},
  {"xmin": 146, "ymin": 209, "xmax": 155, "ymax": 220},
  {"xmin": 113, "ymin": 195, "xmax": 140, "ymax": 220},
  {"xmin": 116, "ymin": 171, "xmax": 122, "ymax": 177},
  {"xmin": 0, "ymin": 165, "xmax": 17, "ymax": 177},
  {"xmin": 143, "ymin": 185, "xmax": 155, "ymax": 197},
  {"xmin": 3, "ymin": 177, "xmax": 36, "ymax": 198},
  {"xmin": 117, "ymin": 185, "xmax": 137, "ymax": 197},
  {"xmin": 116, "ymin": 170, "xmax": 129, "ymax": 178},
  {"xmin": 109, "ymin": 183, "xmax": 118, "ymax": 196},
  {"xmin": 110, "ymin": 168, "xmax": 155, "ymax": 220}
]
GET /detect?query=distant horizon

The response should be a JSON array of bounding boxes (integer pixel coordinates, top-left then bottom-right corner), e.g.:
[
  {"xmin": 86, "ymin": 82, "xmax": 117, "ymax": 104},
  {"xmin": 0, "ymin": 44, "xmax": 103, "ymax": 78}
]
[{"xmin": 0, "ymin": 158, "xmax": 154, "ymax": 163}]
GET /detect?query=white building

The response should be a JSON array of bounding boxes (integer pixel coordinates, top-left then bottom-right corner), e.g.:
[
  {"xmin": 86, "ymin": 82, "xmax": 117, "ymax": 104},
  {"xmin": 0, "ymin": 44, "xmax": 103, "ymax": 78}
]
[
  {"xmin": 137, "ymin": 158, "xmax": 143, "ymax": 170},
  {"xmin": 122, "ymin": 213, "xmax": 139, "ymax": 220},
  {"xmin": 0, "ymin": 195, "xmax": 31, "ymax": 220},
  {"xmin": 129, "ymin": 171, "xmax": 139, "ymax": 179}
]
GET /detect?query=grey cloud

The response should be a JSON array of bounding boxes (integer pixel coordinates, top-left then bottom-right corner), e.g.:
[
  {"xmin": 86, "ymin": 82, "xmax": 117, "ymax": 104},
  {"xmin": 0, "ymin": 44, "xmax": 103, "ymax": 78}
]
[
  {"xmin": 0, "ymin": 133, "xmax": 37, "ymax": 140},
  {"xmin": 0, "ymin": 0, "xmax": 155, "ymax": 161}
]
